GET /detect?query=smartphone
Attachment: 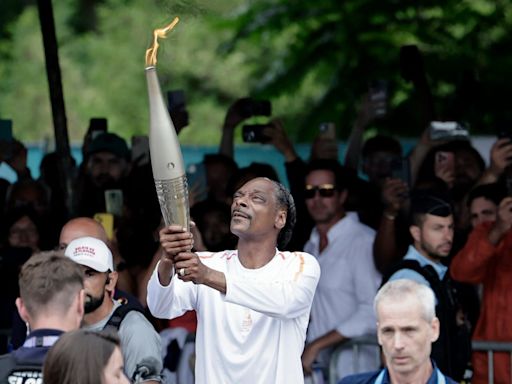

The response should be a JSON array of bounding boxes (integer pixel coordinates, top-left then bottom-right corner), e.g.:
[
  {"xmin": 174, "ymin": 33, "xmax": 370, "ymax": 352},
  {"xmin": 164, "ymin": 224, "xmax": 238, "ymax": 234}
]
[
  {"xmin": 104, "ymin": 189, "xmax": 123, "ymax": 217},
  {"xmin": 0, "ymin": 119, "xmax": 13, "ymax": 142},
  {"xmin": 429, "ymin": 121, "xmax": 469, "ymax": 141},
  {"xmin": 242, "ymin": 124, "xmax": 271, "ymax": 143},
  {"xmin": 391, "ymin": 157, "xmax": 411, "ymax": 187},
  {"xmin": 368, "ymin": 80, "xmax": 388, "ymax": 117},
  {"xmin": 89, "ymin": 118, "xmax": 108, "ymax": 139},
  {"xmin": 435, "ymin": 151, "xmax": 455, "ymax": 176},
  {"xmin": 167, "ymin": 90, "xmax": 186, "ymax": 111},
  {"xmin": 94, "ymin": 213, "xmax": 114, "ymax": 240},
  {"xmin": 318, "ymin": 122, "xmax": 336, "ymax": 140},
  {"xmin": 131, "ymin": 135, "xmax": 150, "ymax": 165},
  {"xmin": 186, "ymin": 162, "xmax": 208, "ymax": 202},
  {"xmin": 497, "ymin": 125, "xmax": 512, "ymax": 141},
  {"xmin": 240, "ymin": 99, "xmax": 272, "ymax": 118},
  {"xmin": 0, "ymin": 119, "xmax": 13, "ymax": 162}
]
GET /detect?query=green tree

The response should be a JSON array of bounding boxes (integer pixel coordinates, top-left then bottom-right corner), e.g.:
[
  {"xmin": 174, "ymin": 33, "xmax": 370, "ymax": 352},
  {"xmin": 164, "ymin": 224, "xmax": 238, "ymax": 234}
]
[{"xmin": 220, "ymin": 0, "xmax": 512, "ymax": 139}]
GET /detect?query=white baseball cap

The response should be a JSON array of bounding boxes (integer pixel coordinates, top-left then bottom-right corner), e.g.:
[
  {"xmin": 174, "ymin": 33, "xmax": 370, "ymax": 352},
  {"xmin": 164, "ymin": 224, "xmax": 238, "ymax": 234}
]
[{"xmin": 64, "ymin": 236, "xmax": 114, "ymax": 272}]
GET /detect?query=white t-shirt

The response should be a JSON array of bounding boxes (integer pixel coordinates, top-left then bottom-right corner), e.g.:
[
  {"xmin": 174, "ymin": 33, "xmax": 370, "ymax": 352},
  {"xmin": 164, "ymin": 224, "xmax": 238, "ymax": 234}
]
[{"xmin": 147, "ymin": 249, "xmax": 320, "ymax": 384}]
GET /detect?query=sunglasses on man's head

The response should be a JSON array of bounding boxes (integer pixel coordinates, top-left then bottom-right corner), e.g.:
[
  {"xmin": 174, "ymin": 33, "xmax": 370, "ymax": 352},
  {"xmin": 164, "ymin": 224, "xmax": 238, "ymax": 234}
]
[{"xmin": 304, "ymin": 184, "xmax": 337, "ymax": 199}]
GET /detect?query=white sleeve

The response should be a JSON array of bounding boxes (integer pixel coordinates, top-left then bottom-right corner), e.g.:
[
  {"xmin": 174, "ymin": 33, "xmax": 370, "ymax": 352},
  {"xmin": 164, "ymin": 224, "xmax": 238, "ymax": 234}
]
[
  {"xmin": 224, "ymin": 252, "xmax": 320, "ymax": 319},
  {"xmin": 146, "ymin": 261, "xmax": 198, "ymax": 319},
  {"xmin": 336, "ymin": 238, "xmax": 380, "ymax": 337}
]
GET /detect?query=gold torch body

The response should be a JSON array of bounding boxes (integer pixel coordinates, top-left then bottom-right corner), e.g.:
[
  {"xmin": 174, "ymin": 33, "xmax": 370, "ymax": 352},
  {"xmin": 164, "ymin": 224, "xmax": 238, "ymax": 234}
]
[{"xmin": 145, "ymin": 66, "xmax": 190, "ymax": 230}]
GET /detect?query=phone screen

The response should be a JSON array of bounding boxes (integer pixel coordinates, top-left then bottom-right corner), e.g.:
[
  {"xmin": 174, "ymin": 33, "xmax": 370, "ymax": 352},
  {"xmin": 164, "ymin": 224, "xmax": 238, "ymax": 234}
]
[
  {"xmin": 104, "ymin": 189, "xmax": 123, "ymax": 216},
  {"xmin": 435, "ymin": 151, "xmax": 455, "ymax": 176},
  {"xmin": 318, "ymin": 123, "xmax": 336, "ymax": 140},
  {"xmin": 94, "ymin": 213, "xmax": 114, "ymax": 240}
]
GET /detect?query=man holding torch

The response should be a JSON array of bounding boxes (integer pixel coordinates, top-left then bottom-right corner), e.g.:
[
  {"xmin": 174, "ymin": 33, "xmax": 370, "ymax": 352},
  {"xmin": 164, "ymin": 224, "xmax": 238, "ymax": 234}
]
[{"xmin": 147, "ymin": 177, "xmax": 320, "ymax": 383}]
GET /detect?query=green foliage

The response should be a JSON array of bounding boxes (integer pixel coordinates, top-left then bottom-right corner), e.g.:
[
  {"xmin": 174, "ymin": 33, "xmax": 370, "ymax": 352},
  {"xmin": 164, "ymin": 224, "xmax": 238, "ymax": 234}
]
[
  {"xmin": 2, "ymin": 0, "xmax": 512, "ymax": 145},
  {"xmin": 0, "ymin": 0, "xmax": 253, "ymax": 145},
  {"xmin": 221, "ymin": 0, "xmax": 512, "ymax": 139}
]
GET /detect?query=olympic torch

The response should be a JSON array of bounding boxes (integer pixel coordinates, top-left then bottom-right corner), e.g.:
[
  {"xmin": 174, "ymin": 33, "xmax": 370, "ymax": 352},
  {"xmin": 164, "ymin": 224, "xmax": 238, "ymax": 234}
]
[{"xmin": 145, "ymin": 18, "xmax": 189, "ymax": 230}]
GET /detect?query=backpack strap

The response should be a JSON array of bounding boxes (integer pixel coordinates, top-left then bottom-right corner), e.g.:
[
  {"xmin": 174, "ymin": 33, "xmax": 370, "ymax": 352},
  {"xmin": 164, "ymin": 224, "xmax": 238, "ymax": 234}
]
[
  {"xmin": 381, "ymin": 259, "xmax": 443, "ymax": 298},
  {"xmin": 105, "ymin": 302, "xmax": 144, "ymax": 330}
]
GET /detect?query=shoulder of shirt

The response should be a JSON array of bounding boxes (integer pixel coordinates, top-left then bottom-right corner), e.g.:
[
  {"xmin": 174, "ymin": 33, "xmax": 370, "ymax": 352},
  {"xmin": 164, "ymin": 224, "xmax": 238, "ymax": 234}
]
[
  {"xmin": 332, "ymin": 214, "xmax": 376, "ymax": 239},
  {"xmin": 389, "ymin": 268, "xmax": 430, "ymax": 287},
  {"xmin": 338, "ymin": 370, "xmax": 380, "ymax": 384},
  {"xmin": 119, "ymin": 310, "xmax": 157, "ymax": 334}
]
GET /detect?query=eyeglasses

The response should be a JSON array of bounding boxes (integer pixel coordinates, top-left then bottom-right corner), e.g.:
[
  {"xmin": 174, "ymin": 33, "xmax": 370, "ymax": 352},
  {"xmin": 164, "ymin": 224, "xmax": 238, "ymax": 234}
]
[{"xmin": 304, "ymin": 184, "xmax": 336, "ymax": 199}]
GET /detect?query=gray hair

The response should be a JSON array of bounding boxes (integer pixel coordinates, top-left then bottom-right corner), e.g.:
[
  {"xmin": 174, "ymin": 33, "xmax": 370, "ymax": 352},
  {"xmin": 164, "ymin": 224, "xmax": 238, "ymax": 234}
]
[{"xmin": 374, "ymin": 279, "xmax": 436, "ymax": 322}]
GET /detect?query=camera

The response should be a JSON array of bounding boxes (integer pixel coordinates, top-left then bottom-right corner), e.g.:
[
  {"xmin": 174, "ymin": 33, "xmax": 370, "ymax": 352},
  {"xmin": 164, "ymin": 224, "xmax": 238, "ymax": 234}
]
[
  {"xmin": 429, "ymin": 121, "xmax": 469, "ymax": 141},
  {"xmin": 242, "ymin": 124, "xmax": 271, "ymax": 143},
  {"xmin": 318, "ymin": 122, "xmax": 336, "ymax": 140},
  {"xmin": 239, "ymin": 99, "xmax": 272, "ymax": 119}
]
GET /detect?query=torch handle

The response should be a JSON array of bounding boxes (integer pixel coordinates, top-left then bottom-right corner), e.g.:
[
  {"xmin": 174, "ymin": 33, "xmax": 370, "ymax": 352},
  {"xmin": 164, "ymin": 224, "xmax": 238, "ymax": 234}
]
[{"xmin": 154, "ymin": 175, "xmax": 190, "ymax": 230}]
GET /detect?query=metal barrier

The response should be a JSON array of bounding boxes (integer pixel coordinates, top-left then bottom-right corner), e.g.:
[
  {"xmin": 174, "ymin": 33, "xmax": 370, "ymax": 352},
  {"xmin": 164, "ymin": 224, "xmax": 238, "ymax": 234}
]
[
  {"xmin": 471, "ymin": 340, "xmax": 512, "ymax": 384},
  {"xmin": 328, "ymin": 334, "xmax": 380, "ymax": 384}
]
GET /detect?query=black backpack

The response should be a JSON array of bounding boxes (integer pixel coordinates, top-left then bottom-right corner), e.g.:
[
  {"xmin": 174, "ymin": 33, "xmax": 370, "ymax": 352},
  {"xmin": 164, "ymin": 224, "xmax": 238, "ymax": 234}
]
[
  {"xmin": 381, "ymin": 259, "xmax": 472, "ymax": 381},
  {"xmin": 0, "ymin": 352, "xmax": 43, "ymax": 383}
]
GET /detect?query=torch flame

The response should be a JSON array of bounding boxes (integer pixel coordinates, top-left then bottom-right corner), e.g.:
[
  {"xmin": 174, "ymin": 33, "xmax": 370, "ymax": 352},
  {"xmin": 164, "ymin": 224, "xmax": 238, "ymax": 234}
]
[{"xmin": 145, "ymin": 17, "xmax": 180, "ymax": 68}]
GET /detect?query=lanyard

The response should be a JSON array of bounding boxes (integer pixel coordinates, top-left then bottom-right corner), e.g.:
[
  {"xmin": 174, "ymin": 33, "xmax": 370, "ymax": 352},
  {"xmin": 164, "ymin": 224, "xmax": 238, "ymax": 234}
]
[{"xmin": 374, "ymin": 368, "xmax": 447, "ymax": 384}]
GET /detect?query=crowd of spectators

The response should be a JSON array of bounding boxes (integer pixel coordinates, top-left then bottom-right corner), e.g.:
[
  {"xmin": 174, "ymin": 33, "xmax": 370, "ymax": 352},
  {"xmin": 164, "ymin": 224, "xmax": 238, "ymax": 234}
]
[{"xmin": 1, "ymin": 53, "xmax": 512, "ymax": 383}]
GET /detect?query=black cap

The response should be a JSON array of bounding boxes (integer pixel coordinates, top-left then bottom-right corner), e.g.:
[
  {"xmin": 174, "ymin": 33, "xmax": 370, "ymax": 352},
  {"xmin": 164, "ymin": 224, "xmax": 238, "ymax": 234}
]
[
  {"xmin": 410, "ymin": 191, "xmax": 453, "ymax": 217},
  {"xmin": 87, "ymin": 133, "xmax": 130, "ymax": 160}
]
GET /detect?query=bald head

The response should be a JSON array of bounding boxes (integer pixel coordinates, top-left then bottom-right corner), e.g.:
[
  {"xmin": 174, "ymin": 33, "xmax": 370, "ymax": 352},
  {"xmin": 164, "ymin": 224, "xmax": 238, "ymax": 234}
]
[{"xmin": 59, "ymin": 217, "xmax": 108, "ymax": 249}]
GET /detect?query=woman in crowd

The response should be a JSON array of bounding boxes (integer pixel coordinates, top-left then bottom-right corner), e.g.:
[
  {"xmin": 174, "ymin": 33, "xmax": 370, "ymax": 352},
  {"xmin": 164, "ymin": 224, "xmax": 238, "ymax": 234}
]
[{"xmin": 43, "ymin": 330, "xmax": 129, "ymax": 384}]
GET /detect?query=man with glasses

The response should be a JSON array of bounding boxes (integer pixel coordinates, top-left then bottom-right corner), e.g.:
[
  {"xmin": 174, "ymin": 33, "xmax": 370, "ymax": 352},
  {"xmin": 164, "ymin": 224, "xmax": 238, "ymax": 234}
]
[{"xmin": 301, "ymin": 159, "xmax": 381, "ymax": 381}]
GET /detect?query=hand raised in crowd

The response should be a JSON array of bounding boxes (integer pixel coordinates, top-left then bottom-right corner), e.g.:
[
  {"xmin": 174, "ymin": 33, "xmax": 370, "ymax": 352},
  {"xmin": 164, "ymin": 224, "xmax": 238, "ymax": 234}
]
[
  {"xmin": 489, "ymin": 197, "xmax": 512, "ymax": 245},
  {"xmin": 222, "ymin": 97, "xmax": 252, "ymax": 131},
  {"xmin": 264, "ymin": 119, "xmax": 298, "ymax": 162},
  {"xmin": 381, "ymin": 177, "xmax": 409, "ymax": 218},
  {"xmin": 0, "ymin": 139, "xmax": 28, "ymax": 175},
  {"xmin": 310, "ymin": 135, "xmax": 339, "ymax": 161},
  {"xmin": 355, "ymin": 92, "xmax": 381, "ymax": 128},
  {"xmin": 489, "ymin": 138, "xmax": 512, "ymax": 178},
  {"xmin": 434, "ymin": 154, "xmax": 455, "ymax": 189}
]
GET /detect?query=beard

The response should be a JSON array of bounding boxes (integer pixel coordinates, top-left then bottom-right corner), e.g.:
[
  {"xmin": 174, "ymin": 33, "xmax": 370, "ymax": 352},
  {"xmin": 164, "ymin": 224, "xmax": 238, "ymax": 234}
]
[
  {"xmin": 420, "ymin": 240, "xmax": 451, "ymax": 261},
  {"xmin": 84, "ymin": 292, "xmax": 105, "ymax": 314}
]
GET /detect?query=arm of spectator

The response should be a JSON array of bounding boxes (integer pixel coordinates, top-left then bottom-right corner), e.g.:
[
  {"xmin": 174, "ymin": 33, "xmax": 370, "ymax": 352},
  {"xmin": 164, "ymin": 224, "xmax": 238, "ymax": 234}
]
[
  {"xmin": 219, "ymin": 98, "xmax": 249, "ymax": 158},
  {"xmin": 451, "ymin": 198, "xmax": 512, "ymax": 283},
  {"xmin": 373, "ymin": 178, "xmax": 408, "ymax": 273},
  {"xmin": 6, "ymin": 139, "xmax": 32, "ymax": 181},
  {"xmin": 304, "ymin": 239, "xmax": 378, "ymax": 374},
  {"xmin": 344, "ymin": 94, "xmax": 378, "ymax": 171},
  {"xmin": 265, "ymin": 119, "xmax": 298, "ymax": 163},
  {"xmin": 302, "ymin": 330, "xmax": 346, "ymax": 375},
  {"xmin": 476, "ymin": 138, "xmax": 512, "ymax": 185},
  {"xmin": 408, "ymin": 128, "xmax": 438, "ymax": 187},
  {"xmin": 120, "ymin": 311, "xmax": 163, "ymax": 382}
]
